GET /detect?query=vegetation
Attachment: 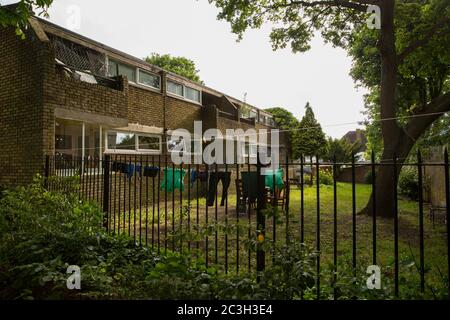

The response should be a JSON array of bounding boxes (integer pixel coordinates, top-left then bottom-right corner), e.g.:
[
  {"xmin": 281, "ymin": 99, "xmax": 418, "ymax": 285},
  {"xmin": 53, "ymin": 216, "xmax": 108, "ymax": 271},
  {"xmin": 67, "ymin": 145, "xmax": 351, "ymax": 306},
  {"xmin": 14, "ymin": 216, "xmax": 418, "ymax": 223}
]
[
  {"xmin": 297, "ymin": 103, "xmax": 327, "ymax": 157},
  {"xmin": 264, "ymin": 107, "xmax": 301, "ymax": 158},
  {"xmin": 145, "ymin": 53, "xmax": 203, "ymax": 84},
  {"xmin": 0, "ymin": 0, "xmax": 52, "ymax": 38},
  {"xmin": 207, "ymin": 0, "xmax": 450, "ymax": 218}
]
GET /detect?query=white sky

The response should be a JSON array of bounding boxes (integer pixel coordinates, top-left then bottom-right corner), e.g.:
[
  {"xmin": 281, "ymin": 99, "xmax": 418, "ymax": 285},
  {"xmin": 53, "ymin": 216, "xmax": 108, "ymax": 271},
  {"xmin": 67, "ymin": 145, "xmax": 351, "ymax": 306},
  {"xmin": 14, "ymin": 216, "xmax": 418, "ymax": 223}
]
[{"xmin": 4, "ymin": 0, "xmax": 368, "ymax": 138}]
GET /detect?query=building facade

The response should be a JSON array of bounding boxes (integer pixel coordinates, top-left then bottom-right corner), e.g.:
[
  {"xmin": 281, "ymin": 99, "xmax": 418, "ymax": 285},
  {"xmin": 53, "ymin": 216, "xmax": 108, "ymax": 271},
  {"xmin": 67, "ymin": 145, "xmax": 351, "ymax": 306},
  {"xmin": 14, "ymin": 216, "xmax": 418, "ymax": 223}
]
[{"xmin": 0, "ymin": 15, "xmax": 287, "ymax": 187}]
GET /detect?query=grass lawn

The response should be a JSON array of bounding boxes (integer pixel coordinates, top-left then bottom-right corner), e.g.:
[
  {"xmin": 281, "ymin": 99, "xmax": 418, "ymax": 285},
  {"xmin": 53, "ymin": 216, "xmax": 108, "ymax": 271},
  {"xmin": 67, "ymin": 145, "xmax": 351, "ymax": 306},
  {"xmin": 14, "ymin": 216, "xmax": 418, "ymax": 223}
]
[{"xmin": 109, "ymin": 182, "xmax": 449, "ymax": 297}]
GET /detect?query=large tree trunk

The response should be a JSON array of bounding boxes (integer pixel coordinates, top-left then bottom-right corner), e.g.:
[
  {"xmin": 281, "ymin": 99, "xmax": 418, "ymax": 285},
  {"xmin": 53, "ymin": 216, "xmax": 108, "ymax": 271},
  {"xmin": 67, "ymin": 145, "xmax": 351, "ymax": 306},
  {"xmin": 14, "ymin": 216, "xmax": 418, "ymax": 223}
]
[{"xmin": 366, "ymin": 0, "xmax": 399, "ymax": 218}]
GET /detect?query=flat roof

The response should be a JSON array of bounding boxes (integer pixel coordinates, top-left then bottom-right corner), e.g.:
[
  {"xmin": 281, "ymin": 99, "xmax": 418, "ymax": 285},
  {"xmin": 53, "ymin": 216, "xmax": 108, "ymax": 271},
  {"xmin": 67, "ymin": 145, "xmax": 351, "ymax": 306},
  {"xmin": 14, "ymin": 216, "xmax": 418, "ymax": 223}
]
[{"xmin": 34, "ymin": 16, "xmax": 272, "ymax": 116}]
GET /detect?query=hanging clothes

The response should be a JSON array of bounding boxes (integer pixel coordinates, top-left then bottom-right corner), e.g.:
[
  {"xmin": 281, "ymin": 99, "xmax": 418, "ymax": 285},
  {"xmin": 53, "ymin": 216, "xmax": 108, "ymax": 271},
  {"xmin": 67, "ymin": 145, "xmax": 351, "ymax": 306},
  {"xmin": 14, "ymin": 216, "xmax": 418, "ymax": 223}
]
[
  {"xmin": 160, "ymin": 168, "xmax": 187, "ymax": 192},
  {"xmin": 264, "ymin": 168, "xmax": 284, "ymax": 192},
  {"xmin": 190, "ymin": 170, "xmax": 198, "ymax": 188},
  {"xmin": 207, "ymin": 171, "xmax": 232, "ymax": 207},
  {"xmin": 144, "ymin": 166, "xmax": 160, "ymax": 178}
]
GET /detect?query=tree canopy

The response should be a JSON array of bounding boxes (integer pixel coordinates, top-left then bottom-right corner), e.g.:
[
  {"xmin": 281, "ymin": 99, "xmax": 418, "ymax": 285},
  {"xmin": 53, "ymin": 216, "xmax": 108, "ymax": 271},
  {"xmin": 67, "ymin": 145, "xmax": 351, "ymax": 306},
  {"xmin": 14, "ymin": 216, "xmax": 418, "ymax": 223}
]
[
  {"xmin": 0, "ymin": 0, "xmax": 52, "ymax": 37},
  {"xmin": 264, "ymin": 107, "xmax": 301, "ymax": 158},
  {"xmin": 297, "ymin": 102, "xmax": 327, "ymax": 157},
  {"xmin": 145, "ymin": 53, "xmax": 203, "ymax": 84}
]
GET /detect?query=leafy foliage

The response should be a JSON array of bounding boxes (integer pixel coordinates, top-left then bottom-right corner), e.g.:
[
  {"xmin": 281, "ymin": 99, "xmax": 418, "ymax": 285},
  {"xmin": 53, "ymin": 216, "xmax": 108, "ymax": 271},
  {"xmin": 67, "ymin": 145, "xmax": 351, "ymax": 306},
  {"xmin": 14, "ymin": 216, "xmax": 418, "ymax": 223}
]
[
  {"xmin": 145, "ymin": 53, "xmax": 203, "ymax": 84},
  {"xmin": 0, "ymin": 0, "xmax": 53, "ymax": 38},
  {"xmin": 297, "ymin": 102, "xmax": 327, "ymax": 157},
  {"xmin": 323, "ymin": 137, "xmax": 361, "ymax": 163},
  {"xmin": 264, "ymin": 107, "xmax": 301, "ymax": 158},
  {"xmin": 0, "ymin": 176, "xmax": 317, "ymax": 300},
  {"xmin": 398, "ymin": 167, "xmax": 420, "ymax": 200}
]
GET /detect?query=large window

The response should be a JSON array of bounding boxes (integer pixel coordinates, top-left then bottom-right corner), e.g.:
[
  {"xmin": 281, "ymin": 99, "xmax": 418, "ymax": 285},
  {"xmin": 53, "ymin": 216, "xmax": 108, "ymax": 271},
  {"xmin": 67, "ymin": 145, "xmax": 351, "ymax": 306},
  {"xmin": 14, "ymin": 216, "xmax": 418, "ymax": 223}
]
[
  {"xmin": 106, "ymin": 131, "xmax": 161, "ymax": 154},
  {"xmin": 138, "ymin": 70, "xmax": 160, "ymax": 89},
  {"xmin": 55, "ymin": 119, "xmax": 101, "ymax": 159},
  {"xmin": 185, "ymin": 86, "xmax": 201, "ymax": 103},
  {"xmin": 167, "ymin": 80, "xmax": 202, "ymax": 104},
  {"xmin": 108, "ymin": 59, "xmax": 136, "ymax": 82},
  {"xmin": 167, "ymin": 80, "xmax": 184, "ymax": 97},
  {"xmin": 107, "ymin": 132, "xmax": 136, "ymax": 151}
]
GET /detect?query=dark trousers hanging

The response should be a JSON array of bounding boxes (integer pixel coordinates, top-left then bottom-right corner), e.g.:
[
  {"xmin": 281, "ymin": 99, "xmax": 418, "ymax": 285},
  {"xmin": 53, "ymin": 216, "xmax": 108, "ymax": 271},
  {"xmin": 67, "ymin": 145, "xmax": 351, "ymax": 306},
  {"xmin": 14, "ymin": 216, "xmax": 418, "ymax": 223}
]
[{"xmin": 207, "ymin": 172, "xmax": 232, "ymax": 206}]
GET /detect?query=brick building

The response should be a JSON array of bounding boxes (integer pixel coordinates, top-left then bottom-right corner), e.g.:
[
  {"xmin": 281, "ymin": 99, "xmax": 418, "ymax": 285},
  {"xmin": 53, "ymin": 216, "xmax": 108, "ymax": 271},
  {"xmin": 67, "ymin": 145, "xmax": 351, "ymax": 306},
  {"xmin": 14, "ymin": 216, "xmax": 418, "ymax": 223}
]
[{"xmin": 0, "ymin": 13, "xmax": 287, "ymax": 187}]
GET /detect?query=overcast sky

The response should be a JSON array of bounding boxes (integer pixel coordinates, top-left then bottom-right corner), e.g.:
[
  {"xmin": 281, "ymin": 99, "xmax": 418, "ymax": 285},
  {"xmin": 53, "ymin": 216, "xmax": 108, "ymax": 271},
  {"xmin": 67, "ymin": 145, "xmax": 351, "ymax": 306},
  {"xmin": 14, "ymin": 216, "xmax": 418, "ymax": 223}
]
[{"xmin": 4, "ymin": 0, "xmax": 368, "ymax": 138}]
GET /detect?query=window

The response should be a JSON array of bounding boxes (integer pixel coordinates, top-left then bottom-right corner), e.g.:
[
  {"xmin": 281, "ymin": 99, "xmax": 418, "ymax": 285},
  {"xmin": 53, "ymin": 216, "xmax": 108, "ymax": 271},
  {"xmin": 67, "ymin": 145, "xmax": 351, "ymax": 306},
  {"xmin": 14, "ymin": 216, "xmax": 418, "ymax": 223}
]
[
  {"xmin": 107, "ymin": 132, "xmax": 136, "ymax": 151},
  {"xmin": 138, "ymin": 135, "xmax": 161, "ymax": 152},
  {"xmin": 249, "ymin": 110, "xmax": 257, "ymax": 119},
  {"xmin": 106, "ymin": 131, "xmax": 161, "ymax": 154},
  {"xmin": 167, "ymin": 80, "xmax": 184, "ymax": 97},
  {"xmin": 185, "ymin": 86, "xmax": 201, "ymax": 103},
  {"xmin": 108, "ymin": 59, "xmax": 136, "ymax": 82},
  {"xmin": 138, "ymin": 70, "xmax": 160, "ymax": 89},
  {"xmin": 242, "ymin": 142, "xmax": 258, "ymax": 158}
]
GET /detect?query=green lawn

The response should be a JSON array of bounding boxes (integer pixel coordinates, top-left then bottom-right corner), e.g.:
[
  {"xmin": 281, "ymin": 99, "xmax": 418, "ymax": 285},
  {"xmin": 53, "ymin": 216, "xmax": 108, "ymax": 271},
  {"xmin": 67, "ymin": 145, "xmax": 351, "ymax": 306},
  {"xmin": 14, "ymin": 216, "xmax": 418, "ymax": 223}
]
[{"xmin": 109, "ymin": 182, "xmax": 449, "ymax": 297}]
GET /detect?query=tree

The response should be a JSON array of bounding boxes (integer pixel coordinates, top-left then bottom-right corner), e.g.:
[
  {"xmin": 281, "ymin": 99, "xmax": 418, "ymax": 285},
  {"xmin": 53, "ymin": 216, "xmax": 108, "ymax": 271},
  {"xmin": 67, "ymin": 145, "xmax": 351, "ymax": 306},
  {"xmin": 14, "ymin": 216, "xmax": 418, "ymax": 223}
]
[
  {"xmin": 0, "ymin": 0, "xmax": 53, "ymax": 37},
  {"xmin": 324, "ymin": 137, "xmax": 361, "ymax": 163},
  {"xmin": 265, "ymin": 107, "xmax": 302, "ymax": 158},
  {"xmin": 145, "ymin": 53, "xmax": 203, "ymax": 84},
  {"xmin": 207, "ymin": 0, "xmax": 450, "ymax": 218},
  {"xmin": 297, "ymin": 103, "xmax": 327, "ymax": 157}
]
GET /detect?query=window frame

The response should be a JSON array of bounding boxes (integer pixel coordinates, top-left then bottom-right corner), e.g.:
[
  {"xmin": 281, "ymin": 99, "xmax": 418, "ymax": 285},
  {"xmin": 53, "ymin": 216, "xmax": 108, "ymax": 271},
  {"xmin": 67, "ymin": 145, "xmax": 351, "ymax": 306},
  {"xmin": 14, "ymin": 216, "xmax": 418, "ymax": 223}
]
[
  {"xmin": 137, "ymin": 69, "xmax": 161, "ymax": 90},
  {"xmin": 166, "ymin": 79, "xmax": 202, "ymax": 105},
  {"xmin": 108, "ymin": 58, "xmax": 137, "ymax": 83},
  {"xmin": 105, "ymin": 130, "xmax": 162, "ymax": 155},
  {"xmin": 167, "ymin": 80, "xmax": 185, "ymax": 98}
]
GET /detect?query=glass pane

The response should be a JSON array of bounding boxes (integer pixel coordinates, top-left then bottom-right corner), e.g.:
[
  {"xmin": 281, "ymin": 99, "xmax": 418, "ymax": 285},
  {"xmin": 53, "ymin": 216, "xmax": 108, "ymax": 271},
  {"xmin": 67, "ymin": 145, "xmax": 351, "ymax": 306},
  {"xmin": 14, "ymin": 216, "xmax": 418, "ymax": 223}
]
[
  {"xmin": 139, "ymin": 70, "xmax": 160, "ymax": 88},
  {"xmin": 118, "ymin": 64, "xmax": 136, "ymax": 82},
  {"xmin": 85, "ymin": 123, "xmax": 101, "ymax": 159},
  {"xmin": 108, "ymin": 132, "xmax": 136, "ymax": 150},
  {"xmin": 109, "ymin": 60, "xmax": 136, "ymax": 82},
  {"xmin": 55, "ymin": 119, "xmax": 82, "ymax": 160},
  {"xmin": 185, "ymin": 87, "xmax": 200, "ymax": 102},
  {"xmin": 108, "ymin": 60, "xmax": 118, "ymax": 77},
  {"xmin": 138, "ymin": 136, "xmax": 160, "ymax": 151},
  {"xmin": 167, "ymin": 81, "xmax": 183, "ymax": 96}
]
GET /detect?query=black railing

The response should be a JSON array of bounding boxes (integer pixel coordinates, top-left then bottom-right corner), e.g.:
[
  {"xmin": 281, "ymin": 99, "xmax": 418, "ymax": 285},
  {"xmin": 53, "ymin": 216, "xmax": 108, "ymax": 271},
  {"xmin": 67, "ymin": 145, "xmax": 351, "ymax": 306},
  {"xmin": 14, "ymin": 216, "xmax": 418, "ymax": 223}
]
[{"xmin": 44, "ymin": 150, "xmax": 450, "ymax": 299}]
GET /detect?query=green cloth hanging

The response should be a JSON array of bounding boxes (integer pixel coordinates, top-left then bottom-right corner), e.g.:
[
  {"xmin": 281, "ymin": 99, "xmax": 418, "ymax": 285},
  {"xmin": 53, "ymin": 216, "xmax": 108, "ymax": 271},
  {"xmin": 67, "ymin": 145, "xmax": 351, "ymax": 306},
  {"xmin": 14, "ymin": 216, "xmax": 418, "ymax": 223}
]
[
  {"xmin": 161, "ymin": 168, "xmax": 187, "ymax": 192},
  {"xmin": 264, "ymin": 168, "xmax": 284, "ymax": 192}
]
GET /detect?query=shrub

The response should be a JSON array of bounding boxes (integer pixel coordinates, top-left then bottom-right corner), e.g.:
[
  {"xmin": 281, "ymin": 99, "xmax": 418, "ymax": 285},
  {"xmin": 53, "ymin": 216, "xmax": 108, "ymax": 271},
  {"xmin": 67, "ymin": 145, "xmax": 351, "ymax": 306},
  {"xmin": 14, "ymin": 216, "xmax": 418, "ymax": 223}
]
[
  {"xmin": 0, "ymin": 176, "xmax": 317, "ymax": 300},
  {"xmin": 317, "ymin": 168, "xmax": 333, "ymax": 186},
  {"xmin": 398, "ymin": 167, "xmax": 419, "ymax": 200}
]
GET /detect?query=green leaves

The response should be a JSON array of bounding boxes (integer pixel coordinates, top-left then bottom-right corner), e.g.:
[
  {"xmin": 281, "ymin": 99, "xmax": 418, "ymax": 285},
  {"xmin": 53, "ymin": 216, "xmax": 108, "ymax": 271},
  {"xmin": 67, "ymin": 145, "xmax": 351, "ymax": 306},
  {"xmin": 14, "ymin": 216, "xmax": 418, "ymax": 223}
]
[
  {"xmin": 0, "ymin": 0, "xmax": 53, "ymax": 38},
  {"xmin": 145, "ymin": 53, "xmax": 203, "ymax": 84}
]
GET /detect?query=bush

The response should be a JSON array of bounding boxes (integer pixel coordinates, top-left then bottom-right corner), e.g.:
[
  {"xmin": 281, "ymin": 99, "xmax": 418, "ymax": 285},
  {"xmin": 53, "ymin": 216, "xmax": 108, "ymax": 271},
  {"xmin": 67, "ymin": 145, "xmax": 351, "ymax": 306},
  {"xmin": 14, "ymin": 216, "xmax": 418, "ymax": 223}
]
[
  {"xmin": 398, "ymin": 167, "xmax": 419, "ymax": 200},
  {"xmin": 0, "ymin": 176, "xmax": 317, "ymax": 300},
  {"xmin": 317, "ymin": 168, "xmax": 333, "ymax": 186}
]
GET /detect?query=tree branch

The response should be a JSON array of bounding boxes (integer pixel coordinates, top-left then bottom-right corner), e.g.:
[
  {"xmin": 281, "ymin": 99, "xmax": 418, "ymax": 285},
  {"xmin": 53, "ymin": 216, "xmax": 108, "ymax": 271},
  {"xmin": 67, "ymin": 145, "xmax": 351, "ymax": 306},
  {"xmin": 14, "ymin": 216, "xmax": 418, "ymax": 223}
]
[
  {"xmin": 397, "ymin": 16, "xmax": 450, "ymax": 64},
  {"xmin": 404, "ymin": 91, "xmax": 450, "ymax": 141},
  {"xmin": 265, "ymin": 0, "xmax": 378, "ymax": 13}
]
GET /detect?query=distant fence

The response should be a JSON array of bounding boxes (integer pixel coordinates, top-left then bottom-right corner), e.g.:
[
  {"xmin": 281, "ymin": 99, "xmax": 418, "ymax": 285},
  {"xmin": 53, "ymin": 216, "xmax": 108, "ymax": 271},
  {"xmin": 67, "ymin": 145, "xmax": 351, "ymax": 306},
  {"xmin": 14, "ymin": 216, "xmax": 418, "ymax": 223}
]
[{"xmin": 44, "ymin": 150, "xmax": 450, "ymax": 299}]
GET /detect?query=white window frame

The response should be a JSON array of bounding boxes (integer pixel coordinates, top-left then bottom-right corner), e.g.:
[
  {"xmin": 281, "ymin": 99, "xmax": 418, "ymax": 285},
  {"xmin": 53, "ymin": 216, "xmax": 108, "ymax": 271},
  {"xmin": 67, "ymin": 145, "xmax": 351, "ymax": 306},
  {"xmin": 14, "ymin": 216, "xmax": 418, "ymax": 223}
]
[
  {"xmin": 137, "ymin": 134, "xmax": 162, "ymax": 153},
  {"xmin": 137, "ymin": 69, "xmax": 161, "ymax": 90},
  {"xmin": 184, "ymin": 86, "xmax": 202, "ymax": 104},
  {"xmin": 108, "ymin": 58, "xmax": 136, "ymax": 83},
  {"xmin": 105, "ymin": 130, "xmax": 162, "ymax": 155},
  {"xmin": 167, "ymin": 80, "xmax": 185, "ymax": 98},
  {"xmin": 166, "ymin": 80, "xmax": 202, "ymax": 105}
]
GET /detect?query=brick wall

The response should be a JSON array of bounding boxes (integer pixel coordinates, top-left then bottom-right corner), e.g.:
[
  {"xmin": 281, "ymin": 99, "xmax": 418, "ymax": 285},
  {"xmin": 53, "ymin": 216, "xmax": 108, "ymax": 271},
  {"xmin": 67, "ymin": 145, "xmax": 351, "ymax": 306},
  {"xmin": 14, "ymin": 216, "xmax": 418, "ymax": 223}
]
[{"xmin": 0, "ymin": 27, "xmax": 46, "ymax": 187}]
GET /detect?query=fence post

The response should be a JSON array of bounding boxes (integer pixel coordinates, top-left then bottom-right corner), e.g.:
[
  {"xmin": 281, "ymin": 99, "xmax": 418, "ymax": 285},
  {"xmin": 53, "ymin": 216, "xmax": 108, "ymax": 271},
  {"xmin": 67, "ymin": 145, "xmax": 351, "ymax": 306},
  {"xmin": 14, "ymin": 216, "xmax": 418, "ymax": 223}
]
[
  {"xmin": 256, "ymin": 150, "xmax": 265, "ymax": 277},
  {"xmin": 102, "ymin": 155, "xmax": 111, "ymax": 230},
  {"xmin": 44, "ymin": 155, "xmax": 50, "ymax": 189}
]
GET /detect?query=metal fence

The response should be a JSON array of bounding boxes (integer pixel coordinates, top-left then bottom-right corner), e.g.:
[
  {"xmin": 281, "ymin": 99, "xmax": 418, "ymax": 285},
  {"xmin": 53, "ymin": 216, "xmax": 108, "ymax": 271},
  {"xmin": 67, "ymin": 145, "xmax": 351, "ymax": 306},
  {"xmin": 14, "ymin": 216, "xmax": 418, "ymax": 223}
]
[{"xmin": 44, "ymin": 150, "xmax": 450, "ymax": 299}]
